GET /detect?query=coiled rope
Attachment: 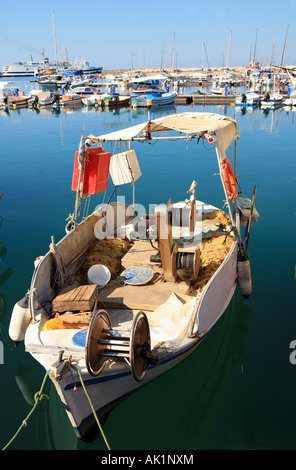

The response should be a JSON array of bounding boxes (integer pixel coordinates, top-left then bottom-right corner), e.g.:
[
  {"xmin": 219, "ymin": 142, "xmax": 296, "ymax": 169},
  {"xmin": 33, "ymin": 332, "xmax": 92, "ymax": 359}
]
[
  {"xmin": 49, "ymin": 237, "xmax": 67, "ymax": 290},
  {"xmin": 2, "ymin": 363, "xmax": 111, "ymax": 450}
]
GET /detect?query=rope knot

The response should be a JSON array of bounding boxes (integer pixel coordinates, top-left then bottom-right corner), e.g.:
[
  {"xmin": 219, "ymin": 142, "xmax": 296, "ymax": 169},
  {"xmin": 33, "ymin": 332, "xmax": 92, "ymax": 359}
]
[{"xmin": 34, "ymin": 391, "xmax": 49, "ymax": 404}]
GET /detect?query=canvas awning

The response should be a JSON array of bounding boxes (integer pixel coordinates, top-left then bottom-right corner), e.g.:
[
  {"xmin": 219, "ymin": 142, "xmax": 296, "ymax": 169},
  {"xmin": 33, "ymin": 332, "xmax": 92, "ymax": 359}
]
[{"xmin": 87, "ymin": 112, "xmax": 240, "ymax": 158}]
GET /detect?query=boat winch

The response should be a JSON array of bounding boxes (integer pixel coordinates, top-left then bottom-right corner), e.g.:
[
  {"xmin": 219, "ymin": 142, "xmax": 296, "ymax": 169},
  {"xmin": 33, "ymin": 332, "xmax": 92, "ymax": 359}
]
[
  {"xmin": 85, "ymin": 309, "xmax": 158, "ymax": 382},
  {"xmin": 153, "ymin": 199, "xmax": 200, "ymax": 283}
]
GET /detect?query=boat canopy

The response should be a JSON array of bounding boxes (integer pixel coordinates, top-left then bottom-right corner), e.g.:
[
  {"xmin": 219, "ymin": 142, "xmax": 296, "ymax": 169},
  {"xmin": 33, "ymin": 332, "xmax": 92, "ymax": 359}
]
[
  {"xmin": 87, "ymin": 112, "xmax": 240, "ymax": 158},
  {"xmin": 128, "ymin": 74, "xmax": 168, "ymax": 84}
]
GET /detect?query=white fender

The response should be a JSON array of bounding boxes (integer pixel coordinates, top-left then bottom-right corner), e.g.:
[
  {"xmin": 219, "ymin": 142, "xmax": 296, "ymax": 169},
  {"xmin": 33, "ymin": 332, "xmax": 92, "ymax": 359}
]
[
  {"xmin": 237, "ymin": 259, "xmax": 252, "ymax": 299},
  {"xmin": 9, "ymin": 294, "xmax": 31, "ymax": 343}
]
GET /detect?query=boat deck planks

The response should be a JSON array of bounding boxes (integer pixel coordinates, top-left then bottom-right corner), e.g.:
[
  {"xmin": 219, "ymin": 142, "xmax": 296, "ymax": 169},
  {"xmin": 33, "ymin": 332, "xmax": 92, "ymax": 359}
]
[
  {"xmin": 98, "ymin": 279, "xmax": 193, "ymax": 311},
  {"xmin": 121, "ymin": 240, "xmax": 158, "ymax": 270}
]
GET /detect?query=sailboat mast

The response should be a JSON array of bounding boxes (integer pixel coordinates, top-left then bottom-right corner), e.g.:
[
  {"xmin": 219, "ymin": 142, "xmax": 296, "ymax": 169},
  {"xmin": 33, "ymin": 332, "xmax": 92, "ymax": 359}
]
[
  {"xmin": 170, "ymin": 33, "xmax": 175, "ymax": 72},
  {"xmin": 270, "ymin": 37, "xmax": 275, "ymax": 66},
  {"xmin": 253, "ymin": 28, "xmax": 258, "ymax": 65},
  {"xmin": 52, "ymin": 10, "xmax": 58, "ymax": 66},
  {"xmin": 202, "ymin": 40, "xmax": 204, "ymax": 69},
  {"xmin": 161, "ymin": 40, "xmax": 165, "ymax": 70},
  {"xmin": 280, "ymin": 25, "xmax": 289, "ymax": 66},
  {"xmin": 226, "ymin": 30, "xmax": 232, "ymax": 68}
]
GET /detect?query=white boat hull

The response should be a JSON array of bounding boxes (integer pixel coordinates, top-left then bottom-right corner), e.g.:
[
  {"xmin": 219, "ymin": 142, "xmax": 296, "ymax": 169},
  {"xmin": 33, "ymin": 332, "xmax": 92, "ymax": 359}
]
[{"xmin": 131, "ymin": 91, "xmax": 177, "ymax": 107}]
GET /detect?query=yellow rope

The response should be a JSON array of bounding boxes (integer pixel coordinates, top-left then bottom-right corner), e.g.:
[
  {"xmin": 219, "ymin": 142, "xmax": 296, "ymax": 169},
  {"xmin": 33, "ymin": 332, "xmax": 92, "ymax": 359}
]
[
  {"xmin": 2, "ymin": 363, "xmax": 111, "ymax": 450},
  {"xmin": 71, "ymin": 364, "xmax": 111, "ymax": 450},
  {"xmin": 2, "ymin": 370, "xmax": 49, "ymax": 450}
]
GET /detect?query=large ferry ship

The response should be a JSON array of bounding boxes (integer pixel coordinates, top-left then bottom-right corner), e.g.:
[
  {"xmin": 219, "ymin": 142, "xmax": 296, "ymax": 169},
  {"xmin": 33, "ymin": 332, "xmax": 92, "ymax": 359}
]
[
  {"xmin": 2, "ymin": 60, "xmax": 49, "ymax": 77},
  {"xmin": 2, "ymin": 58, "xmax": 103, "ymax": 77}
]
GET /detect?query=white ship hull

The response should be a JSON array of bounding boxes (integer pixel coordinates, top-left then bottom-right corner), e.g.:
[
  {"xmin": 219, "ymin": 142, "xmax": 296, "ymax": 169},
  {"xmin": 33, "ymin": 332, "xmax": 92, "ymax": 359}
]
[{"xmin": 2, "ymin": 62, "xmax": 43, "ymax": 77}]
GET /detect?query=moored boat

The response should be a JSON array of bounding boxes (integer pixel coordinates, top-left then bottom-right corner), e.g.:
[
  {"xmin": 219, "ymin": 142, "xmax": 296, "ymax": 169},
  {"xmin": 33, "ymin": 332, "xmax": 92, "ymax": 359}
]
[
  {"xmin": 260, "ymin": 90, "xmax": 283, "ymax": 109},
  {"xmin": 57, "ymin": 93, "xmax": 83, "ymax": 106},
  {"xmin": 236, "ymin": 90, "xmax": 260, "ymax": 107},
  {"xmin": 0, "ymin": 81, "xmax": 15, "ymax": 107},
  {"xmin": 81, "ymin": 94, "xmax": 106, "ymax": 106},
  {"xmin": 69, "ymin": 86, "xmax": 98, "ymax": 95},
  {"xmin": 103, "ymin": 94, "xmax": 131, "ymax": 107},
  {"xmin": 29, "ymin": 90, "xmax": 59, "ymax": 107},
  {"xmin": 9, "ymin": 112, "xmax": 258, "ymax": 444},
  {"xmin": 7, "ymin": 92, "xmax": 31, "ymax": 108},
  {"xmin": 131, "ymin": 90, "xmax": 177, "ymax": 107}
]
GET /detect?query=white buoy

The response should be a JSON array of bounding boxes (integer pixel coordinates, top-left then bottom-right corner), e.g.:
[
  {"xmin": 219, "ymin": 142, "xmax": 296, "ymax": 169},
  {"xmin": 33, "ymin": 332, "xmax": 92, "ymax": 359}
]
[
  {"xmin": 87, "ymin": 264, "xmax": 111, "ymax": 288},
  {"xmin": 9, "ymin": 294, "xmax": 31, "ymax": 344},
  {"xmin": 237, "ymin": 257, "xmax": 252, "ymax": 299}
]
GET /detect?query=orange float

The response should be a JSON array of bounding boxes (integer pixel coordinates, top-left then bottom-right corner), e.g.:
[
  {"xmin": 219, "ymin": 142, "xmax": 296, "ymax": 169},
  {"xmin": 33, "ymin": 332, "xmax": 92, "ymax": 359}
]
[{"xmin": 221, "ymin": 157, "xmax": 238, "ymax": 201}]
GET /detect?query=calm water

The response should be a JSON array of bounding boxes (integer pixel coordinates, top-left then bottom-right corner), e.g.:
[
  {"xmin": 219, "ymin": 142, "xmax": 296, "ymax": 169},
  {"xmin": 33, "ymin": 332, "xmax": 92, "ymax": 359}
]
[{"xmin": 0, "ymin": 78, "xmax": 295, "ymax": 450}]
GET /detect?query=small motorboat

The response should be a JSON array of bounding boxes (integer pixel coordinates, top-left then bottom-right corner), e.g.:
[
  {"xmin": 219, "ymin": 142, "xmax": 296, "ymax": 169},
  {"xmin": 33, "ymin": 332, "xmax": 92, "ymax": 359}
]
[
  {"xmin": 7, "ymin": 92, "xmax": 30, "ymax": 108},
  {"xmin": 57, "ymin": 93, "xmax": 83, "ymax": 106},
  {"xmin": 236, "ymin": 90, "xmax": 260, "ymax": 107},
  {"xmin": 131, "ymin": 90, "xmax": 177, "ymax": 107},
  {"xmin": 103, "ymin": 94, "xmax": 131, "ymax": 107},
  {"xmin": 81, "ymin": 93, "xmax": 107, "ymax": 106},
  {"xmin": 260, "ymin": 90, "xmax": 283, "ymax": 109},
  {"xmin": 69, "ymin": 86, "xmax": 99, "ymax": 95},
  {"xmin": 29, "ymin": 90, "xmax": 58, "ymax": 107}
]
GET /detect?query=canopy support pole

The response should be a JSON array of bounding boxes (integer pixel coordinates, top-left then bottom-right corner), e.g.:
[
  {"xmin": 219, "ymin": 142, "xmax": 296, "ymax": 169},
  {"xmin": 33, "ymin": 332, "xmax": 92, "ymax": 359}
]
[
  {"xmin": 74, "ymin": 125, "xmax": 86, "ymax": 223},
  {"xmin": 214, "ymin": 144, "xmax": 236, "ymax": 228}
]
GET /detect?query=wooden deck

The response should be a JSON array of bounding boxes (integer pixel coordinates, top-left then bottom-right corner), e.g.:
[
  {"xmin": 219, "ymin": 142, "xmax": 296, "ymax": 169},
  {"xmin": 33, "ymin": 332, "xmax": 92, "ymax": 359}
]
[{"xmin": 98, "ymin": 240, "xmax": 194, "ymax": 312}]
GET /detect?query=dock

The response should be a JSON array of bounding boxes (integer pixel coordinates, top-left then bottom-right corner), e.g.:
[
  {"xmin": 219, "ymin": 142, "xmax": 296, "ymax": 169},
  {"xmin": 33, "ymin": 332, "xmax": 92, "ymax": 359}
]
[{"xmin": 175, "ymin": 94, "xmax": 236, "ymax": 105}]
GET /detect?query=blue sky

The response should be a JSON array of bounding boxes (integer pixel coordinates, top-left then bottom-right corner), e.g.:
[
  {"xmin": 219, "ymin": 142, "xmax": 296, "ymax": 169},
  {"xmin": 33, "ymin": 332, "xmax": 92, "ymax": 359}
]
[{"xmin": 1, "ymin": 0, "xmax": 295, "ymax": 70}]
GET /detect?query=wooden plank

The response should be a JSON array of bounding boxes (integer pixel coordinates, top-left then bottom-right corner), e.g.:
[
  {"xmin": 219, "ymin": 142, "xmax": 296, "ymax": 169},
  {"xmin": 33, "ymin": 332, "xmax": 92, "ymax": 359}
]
[
  {"xmin": 121, "ymin": 240, "xmax": 156, "ymax": 270},
  {"xmin": 52, "ymin": 285, "xmax": 98, "ymax": 312}
]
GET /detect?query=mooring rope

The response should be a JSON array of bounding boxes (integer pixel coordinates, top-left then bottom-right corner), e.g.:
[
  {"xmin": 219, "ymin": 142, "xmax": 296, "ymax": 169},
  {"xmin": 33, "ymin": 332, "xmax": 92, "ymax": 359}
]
[
  {"xmin": 2, "ymin": 370, "xmax": 49, "ymax": 450},
  {"xmin": 2, "ymin": 363, "xmax": 111, "ymax": 450},
  {"xmin": 70, "ymin": 364, "xmax": 111, "ymax": 450}
]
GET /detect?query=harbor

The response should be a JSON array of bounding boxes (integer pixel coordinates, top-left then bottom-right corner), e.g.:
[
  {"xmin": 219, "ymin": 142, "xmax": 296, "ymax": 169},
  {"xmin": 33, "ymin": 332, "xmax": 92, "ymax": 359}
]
[
  {"xmin": 1, "ymin": 63, "xmax": 294, "ymax": 112},
  {"xmin": 0, "ymin": 73, "xmax": 296, "ymax": 450},
  {"xmin": 1, "ymin": 1, "xmax": 296, "ymax": 454}
]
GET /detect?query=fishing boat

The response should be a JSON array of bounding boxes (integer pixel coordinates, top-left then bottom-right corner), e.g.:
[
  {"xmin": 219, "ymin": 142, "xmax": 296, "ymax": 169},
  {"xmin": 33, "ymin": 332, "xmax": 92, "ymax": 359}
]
[
  {"xmin": 9, "ymin": 112, "xmax": 258, "ymax": 443},
  {"xmin": 37, "ymin": 74, "xmax": 70, "ymax": 88},
  {"xmin": 103, "ymin": 94, "xmax": 131, "ymax": 107},
  {"xmin": 29, "ymin": 90, "xmax": 58, "ymax": 107},
  {"xmin": 7, "ymin": 92, "xmax": 31, "ymax": 108},
  {"xmin": 81, "ymin": 94, "xmax": 106, "ymax": 106},
  {"xmin": 57, "ymin": 93, "xmax": 83, "ymax": 107},
  {"xmin": 131, "ymin": 90, "xmax": 177, "ymax": 107}
]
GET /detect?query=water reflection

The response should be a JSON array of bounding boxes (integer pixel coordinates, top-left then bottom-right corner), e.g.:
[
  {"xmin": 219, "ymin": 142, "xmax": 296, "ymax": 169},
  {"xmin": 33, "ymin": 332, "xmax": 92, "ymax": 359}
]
[{"xmin": 0, "ymin": 211, "xmax": 14, "ymax": 350}]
